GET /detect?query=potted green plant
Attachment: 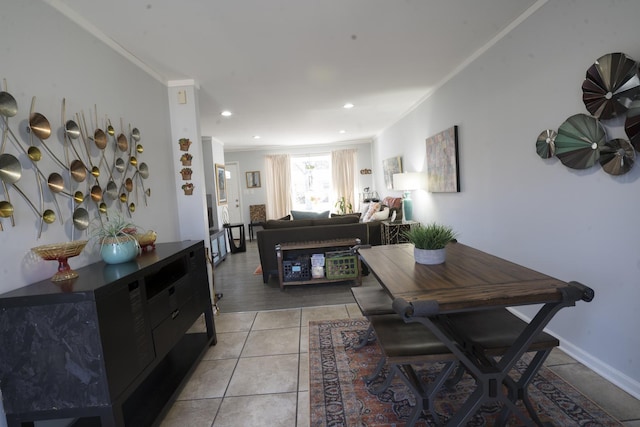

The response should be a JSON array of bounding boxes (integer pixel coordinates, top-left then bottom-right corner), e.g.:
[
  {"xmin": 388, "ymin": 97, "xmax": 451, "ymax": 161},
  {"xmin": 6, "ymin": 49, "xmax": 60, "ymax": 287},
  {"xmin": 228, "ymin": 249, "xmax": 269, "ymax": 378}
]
[
  {"xmin": 334, "ymin": 197, "xmax": 353, "ymax": 215},
  {"xmin": 90, "ymin": 211, "xmax": 141, "ymax": 264},
  {"xmin": 403, "ymin": 222, "xmax": 457, "ymax": 265}
]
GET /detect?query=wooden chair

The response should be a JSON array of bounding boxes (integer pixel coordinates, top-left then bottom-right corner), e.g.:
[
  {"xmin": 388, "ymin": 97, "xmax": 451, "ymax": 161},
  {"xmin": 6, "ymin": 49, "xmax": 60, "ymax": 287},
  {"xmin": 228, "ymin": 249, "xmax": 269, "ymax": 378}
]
[{"xmin": 248, "ymin": 204, "xmax": 266, "ymax": 241}]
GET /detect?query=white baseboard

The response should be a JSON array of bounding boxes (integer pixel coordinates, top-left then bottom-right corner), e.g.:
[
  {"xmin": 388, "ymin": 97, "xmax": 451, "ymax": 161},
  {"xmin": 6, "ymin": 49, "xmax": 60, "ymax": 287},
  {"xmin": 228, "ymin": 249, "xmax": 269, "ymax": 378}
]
[
  {"xmin": 558, "ymin": 337, "xmax": 640, "ymax": 400},
  {"xmin": 510, "ymin": 307, "xmax": 640, "ymax": 400}
]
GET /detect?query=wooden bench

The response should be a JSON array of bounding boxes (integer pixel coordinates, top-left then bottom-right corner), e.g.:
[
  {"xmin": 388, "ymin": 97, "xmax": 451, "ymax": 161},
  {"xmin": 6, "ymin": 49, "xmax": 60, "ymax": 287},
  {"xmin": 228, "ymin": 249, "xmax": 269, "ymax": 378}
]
[
  {"xmin": 350, "ymin": 286, "xmax": 394, "ymax": 349},
  {"xmin": 367, "ymin": 307, "xmax": 560, "ymax": 426}
]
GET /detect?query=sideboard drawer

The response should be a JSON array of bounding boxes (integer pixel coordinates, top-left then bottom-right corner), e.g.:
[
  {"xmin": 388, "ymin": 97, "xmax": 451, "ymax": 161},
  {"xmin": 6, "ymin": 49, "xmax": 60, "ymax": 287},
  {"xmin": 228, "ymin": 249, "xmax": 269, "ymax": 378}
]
[
  {"xmin": 147, "ymin": 276, "xmax": 193, "ymax": 328},
  {"xmin": 152, "ymin": 295, "xmax": 203, "ymax": 358}
]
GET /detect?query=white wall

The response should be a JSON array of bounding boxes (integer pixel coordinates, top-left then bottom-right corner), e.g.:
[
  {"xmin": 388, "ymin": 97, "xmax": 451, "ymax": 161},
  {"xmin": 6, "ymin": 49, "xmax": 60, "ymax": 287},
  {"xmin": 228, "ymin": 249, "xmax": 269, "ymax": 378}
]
[
  {"xmin": 373, "ymin": 0, "xmax": 640, "ymax": 397},
  {"xmin": 0, "ymin": 1, "xmax": 180, "ymax": 293},
  {"xmin": 225, "ymin": 140, "xmax": 375, "ymax": 220}
]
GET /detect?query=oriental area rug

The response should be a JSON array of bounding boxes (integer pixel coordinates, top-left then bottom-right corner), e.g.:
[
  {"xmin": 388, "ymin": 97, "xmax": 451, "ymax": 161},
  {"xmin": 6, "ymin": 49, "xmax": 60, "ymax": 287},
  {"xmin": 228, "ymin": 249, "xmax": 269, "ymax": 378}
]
[{"xmin": 309, "ymin": 318, "xmax": 622, "ymax": 427}]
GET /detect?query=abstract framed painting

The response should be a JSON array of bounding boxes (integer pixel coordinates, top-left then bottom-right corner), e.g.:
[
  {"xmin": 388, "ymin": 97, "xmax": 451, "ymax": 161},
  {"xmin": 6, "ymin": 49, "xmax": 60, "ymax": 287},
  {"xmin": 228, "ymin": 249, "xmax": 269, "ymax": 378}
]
[
  {"xmin": 426, "ymin": 126, "xmax": 460, "ymax": 192},
  {"xmin": 215, "ymin": 163, "xmax": 227, "ymax": 204},
  {"xmin": 382, "ymin": 156, "xmax": 403, "ymax": 190}
]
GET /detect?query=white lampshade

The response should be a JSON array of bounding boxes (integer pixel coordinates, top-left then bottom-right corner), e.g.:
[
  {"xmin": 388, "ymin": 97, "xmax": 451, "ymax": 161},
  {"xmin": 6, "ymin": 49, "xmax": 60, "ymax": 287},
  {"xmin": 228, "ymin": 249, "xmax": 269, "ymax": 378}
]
[{"xmin": 393, "ymin": 172, "xmax": 426, "ymax": 191}]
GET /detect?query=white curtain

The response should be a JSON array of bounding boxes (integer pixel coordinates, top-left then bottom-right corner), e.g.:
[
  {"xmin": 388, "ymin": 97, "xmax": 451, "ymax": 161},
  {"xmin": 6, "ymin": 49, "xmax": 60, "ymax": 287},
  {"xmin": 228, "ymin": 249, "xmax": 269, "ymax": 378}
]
[
  {"xmin": 331, "ymin": 148, "xmax": 357, "ymax": 212},
  {"xmin": 265, "ymin": 154, "xmax": 291, "ymax": 220}
]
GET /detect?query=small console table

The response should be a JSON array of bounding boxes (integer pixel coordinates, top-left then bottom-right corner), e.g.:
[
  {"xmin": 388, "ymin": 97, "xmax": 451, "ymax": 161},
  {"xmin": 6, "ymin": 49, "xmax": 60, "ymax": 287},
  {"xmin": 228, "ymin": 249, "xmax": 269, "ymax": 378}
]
[
  {"xmin": 381, "ymin": 220, "xmax": 419, "ymax": 245},
  {"xmin": 0, "ymin": 240, "xmax": 216, "ymax": 427},
  {"xmin": 223, "ymin": 223, "xmax": 246, "ymax": 253}
]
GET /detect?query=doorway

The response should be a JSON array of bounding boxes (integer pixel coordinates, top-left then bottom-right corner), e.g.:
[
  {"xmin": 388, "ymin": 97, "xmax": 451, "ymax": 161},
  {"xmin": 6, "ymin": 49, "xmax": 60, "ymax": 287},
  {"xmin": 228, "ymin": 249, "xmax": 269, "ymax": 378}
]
[{"xmin": 225, "ymin": 162, "xmax": 243, "ymax": 224}]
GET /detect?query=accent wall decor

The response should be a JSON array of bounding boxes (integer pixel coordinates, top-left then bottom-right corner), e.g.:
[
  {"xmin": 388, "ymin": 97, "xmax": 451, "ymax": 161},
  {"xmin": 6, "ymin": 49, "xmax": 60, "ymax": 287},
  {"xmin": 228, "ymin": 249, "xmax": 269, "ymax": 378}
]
[
  {"xmin": 246, "ymin": 171, "xmax": 261, "ymax": 188},
  {"xmin": 537, "ymin": 52, "xmax": 640, "ymax": 176},
  {"xmin": 426, "ymin": 125, "xmax": 460, "ymax": 192},
  {"xmin": 382, "ymin": 156, "xmax": 402, "ymax": 190},
  {"xmin": 0, "ymin": 84, "xmax": 151, "ymax": 239},
  {"xmin": 176, "ymin": 137, "xmax": 194, "ymax": 196},
  {"xmin": 554, "ymin": 114, "xmax": 606, "ymax": 169},
  {"xmin": 215, "ymin": 163, "xmax": 227, "ymax": 205}
]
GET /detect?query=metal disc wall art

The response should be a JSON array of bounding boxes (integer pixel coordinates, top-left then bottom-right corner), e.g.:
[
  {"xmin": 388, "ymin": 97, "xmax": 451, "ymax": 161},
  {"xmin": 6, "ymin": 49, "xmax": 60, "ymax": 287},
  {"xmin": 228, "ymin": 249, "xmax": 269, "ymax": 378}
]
[
  {"xmin": 624, "ymin": 99, "xmax": 640, "ymax": 152},
  {"xmin": 536, "ymin": 129, "xmax": 557, "ymax": 158},
  {"xmin": 0, "ymin": 80, "xmax": 153, "ymax": 237},
  {"xmin": 554, "ymin": 114, "xmax": 606, "ymax": 169},
  {"xmin": 599, "ymin": 138, "xmax": 635, "ymax": 175},
  {"xmin": 582, "ymin": 52, "xmax": 640, "ymax": 120}
]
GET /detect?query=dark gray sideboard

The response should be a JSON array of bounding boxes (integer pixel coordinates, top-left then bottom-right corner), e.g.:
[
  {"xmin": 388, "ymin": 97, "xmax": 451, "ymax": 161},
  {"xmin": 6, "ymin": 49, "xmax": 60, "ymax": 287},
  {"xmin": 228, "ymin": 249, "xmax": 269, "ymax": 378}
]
[{"xmin": 0, "ymin": 240, "xmax": 216, "ymax": 427}]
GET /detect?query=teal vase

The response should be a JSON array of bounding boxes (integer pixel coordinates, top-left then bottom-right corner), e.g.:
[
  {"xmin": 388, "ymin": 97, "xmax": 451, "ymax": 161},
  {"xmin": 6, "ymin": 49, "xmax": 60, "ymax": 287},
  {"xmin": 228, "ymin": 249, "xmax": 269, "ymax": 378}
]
[{"xmin": 100, "ymin": 238, "xmax": 140, "ymax": 264}]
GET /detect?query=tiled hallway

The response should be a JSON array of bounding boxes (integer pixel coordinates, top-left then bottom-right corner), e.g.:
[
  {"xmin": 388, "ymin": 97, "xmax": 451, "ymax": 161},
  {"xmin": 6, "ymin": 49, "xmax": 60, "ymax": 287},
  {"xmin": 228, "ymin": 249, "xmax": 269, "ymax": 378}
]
[
  {"xmin": 158, "ymin": 241, "xmax": 640, "ymax": 426},
  {"xmin": 159, "ymin": 304, "xmax": 362, "ymax": 427},
  {"xmin": 160, "ymin": 304, "xmax": 640, "ymax": 427}
]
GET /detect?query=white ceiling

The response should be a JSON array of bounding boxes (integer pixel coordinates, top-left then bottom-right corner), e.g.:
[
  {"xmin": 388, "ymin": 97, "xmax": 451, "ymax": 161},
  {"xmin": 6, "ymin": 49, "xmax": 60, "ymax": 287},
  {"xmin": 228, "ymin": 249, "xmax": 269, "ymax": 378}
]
[{"xmin": 49, "ymin": 0, "xmax": 539, "ymax": 151}]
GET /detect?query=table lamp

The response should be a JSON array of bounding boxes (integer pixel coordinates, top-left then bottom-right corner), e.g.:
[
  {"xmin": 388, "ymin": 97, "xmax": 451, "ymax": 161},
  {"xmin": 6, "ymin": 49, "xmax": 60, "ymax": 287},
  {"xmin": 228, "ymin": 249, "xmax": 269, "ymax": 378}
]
[{"xmin": 392, "ymin": 172, "xmax": 426, "ymax": 221}]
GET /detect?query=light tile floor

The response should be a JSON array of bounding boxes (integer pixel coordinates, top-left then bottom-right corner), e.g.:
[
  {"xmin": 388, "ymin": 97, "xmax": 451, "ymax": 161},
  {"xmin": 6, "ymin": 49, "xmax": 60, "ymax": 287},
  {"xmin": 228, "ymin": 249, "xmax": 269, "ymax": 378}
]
[{"xmin": 160, "ymin": 304, "xmax": 640, "ymax": 427}]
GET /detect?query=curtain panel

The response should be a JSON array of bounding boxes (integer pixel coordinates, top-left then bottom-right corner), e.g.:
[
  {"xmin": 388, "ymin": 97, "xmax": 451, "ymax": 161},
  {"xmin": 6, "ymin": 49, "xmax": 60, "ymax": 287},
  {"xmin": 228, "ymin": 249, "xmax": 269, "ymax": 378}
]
[
  {"xmin": 331, "ymin": 148, "xmax": 357, "ymax": 212},
  {"xmin": 265, "ymin": 154, "xmax": 291, "ymax": 219}
]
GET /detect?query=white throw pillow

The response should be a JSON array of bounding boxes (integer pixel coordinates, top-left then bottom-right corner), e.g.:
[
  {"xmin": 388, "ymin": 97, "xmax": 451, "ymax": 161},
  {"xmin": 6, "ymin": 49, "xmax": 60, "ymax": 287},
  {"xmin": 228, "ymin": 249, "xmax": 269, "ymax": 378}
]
[
  {"xmin": 362, "ymin": 202, "xmax": 381, "ymax": 222},
  {"xmin": 371, "ymin": 206, "xmax": 390, "ymax": 221},
  {"xmin": 359, "ymin": 202, "xmax": 370, "ymax": 217}
]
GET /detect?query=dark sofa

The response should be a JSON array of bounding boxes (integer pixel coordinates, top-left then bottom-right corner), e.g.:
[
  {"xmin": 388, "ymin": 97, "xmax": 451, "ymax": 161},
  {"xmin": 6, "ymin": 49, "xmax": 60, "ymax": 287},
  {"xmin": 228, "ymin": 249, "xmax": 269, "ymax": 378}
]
[{"xmin": 256, "ymin": 216, "xmax": 374, "ymax": 283}]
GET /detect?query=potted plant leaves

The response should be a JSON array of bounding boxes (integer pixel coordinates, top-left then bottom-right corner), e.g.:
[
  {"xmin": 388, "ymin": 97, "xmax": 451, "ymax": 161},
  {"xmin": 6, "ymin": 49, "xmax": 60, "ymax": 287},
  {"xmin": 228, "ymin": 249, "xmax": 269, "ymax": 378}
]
[
  {"xmin": 403, "ymin": 222, "xmax": 457, "ymax": 265},
  {"xmin": 90, "ymin": 211, "xmax": 141, "ymax": 264}
]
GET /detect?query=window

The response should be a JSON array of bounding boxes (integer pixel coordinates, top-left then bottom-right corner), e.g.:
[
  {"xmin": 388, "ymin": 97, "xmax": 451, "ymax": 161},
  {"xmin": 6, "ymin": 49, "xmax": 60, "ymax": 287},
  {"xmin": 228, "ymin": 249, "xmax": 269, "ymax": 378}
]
[{"xmin": 290, "ymin": 154, "xmax": 331, "ymax": 212}]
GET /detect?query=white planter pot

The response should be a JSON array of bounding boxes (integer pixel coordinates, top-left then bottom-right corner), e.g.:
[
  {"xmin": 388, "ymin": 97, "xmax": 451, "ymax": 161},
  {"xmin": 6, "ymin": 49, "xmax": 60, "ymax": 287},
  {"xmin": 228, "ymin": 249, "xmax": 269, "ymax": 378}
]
[{"xmin": 414, "ymin": 247, "xmax": 446, "ymax": 265}]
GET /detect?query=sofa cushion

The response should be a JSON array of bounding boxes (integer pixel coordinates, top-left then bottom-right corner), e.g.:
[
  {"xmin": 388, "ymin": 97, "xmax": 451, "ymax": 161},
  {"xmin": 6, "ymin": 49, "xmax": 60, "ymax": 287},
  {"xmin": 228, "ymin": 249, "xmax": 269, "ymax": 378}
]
[
  {"xmin": 331, "ymin": 213, "xmax": 362, "ymax": 219},
  {"xmin": 263, "ymin": 219, "xmax": 314, "ymax": 229},
  {"xmin": 313, "ymin": 216, "xmax": 359, "ymax": 226},
  {"xmin": 291, "ymin": 210, "xmax": 330, "ymax": 220}
]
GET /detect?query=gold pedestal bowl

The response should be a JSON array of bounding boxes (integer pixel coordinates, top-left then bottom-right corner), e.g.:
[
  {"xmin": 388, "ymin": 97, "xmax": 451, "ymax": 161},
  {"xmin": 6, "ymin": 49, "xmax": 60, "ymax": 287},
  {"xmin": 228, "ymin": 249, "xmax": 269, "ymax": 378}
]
[{"xmin": 32, "ymin": 240, "xmax": 88, "ymax": 282}]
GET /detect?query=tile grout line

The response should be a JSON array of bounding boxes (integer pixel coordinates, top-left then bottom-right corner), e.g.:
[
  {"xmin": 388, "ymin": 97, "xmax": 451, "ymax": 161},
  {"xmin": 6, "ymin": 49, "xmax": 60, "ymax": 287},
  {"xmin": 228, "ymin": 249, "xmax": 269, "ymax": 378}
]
[{"xmin": 211, "ymin": 311, "xmax": 257, "ymax": 426}]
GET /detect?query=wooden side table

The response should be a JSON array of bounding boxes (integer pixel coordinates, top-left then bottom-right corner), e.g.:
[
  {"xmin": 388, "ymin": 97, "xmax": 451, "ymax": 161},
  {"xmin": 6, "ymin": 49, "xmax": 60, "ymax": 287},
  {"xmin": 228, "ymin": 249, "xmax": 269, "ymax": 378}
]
[
  {"xmin": 223, "ymin": 223, "xmax": 246, "ymax": 253},
  {"xmin": 381, "ymin": 220, "xmax": 419, "ymax": 245}
]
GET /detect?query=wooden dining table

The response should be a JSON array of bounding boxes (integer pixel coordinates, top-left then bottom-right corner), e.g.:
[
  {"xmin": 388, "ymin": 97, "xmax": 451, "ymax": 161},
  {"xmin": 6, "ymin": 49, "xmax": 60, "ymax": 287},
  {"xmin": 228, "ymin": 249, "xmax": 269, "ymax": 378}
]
[{"xmin": 358, "ymin": 242, "xmax": 594, "ymax": 426}]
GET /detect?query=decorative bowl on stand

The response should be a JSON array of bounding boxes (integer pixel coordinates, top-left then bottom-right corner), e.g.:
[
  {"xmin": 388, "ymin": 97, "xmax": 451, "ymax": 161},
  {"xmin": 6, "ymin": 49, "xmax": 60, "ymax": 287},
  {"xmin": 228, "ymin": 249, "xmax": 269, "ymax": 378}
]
[
  {"xmin": 31, "ymin": 240, "xmax": 88, "ymax": 282},
  {"xmin": 135, "ymin": 230, "xmax": 157, "ymax": 252}
]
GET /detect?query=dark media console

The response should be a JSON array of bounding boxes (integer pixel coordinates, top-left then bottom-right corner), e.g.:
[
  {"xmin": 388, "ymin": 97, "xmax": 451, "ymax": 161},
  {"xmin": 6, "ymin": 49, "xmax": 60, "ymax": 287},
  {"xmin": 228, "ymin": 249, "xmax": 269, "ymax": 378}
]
[{"xmin": 0, "ymin": 240, "xmax": 216, "ymax": 427}]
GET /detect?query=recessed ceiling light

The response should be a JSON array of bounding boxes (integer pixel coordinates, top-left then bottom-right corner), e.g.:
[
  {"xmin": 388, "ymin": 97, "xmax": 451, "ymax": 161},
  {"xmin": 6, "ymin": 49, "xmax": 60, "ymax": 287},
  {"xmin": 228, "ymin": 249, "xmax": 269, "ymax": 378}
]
[
  {"xmin": 253, "ymin": 135, "xmax": 261, "ymax": 139},
  {"xmin": 221, "ymin": 110, "xmax": 232, "ymax": 117},
  {"xmin": 343, "ymin": 103, "xmax": 354, "ymax": 109},
  {"xmin": 339, "ymin": 130, "xmax": 346, "ymax": 134}
]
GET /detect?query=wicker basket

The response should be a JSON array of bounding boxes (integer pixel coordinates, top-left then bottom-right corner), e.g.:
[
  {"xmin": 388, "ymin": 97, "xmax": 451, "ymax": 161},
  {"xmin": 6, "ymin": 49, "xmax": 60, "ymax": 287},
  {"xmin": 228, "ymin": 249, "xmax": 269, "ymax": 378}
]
[{"xmin": 325, "ymin": 250, "xmax": 358, "ymax": 280}]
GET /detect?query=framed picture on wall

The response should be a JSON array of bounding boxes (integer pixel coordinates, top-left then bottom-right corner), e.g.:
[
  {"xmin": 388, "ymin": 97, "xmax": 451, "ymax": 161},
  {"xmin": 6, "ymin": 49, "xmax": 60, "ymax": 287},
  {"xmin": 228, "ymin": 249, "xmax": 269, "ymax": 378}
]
[
  {"xmin": 215, "ymin": 163, "xmax": 227, "ymax": 204},
  {"xmin": 426, "ymin": 125, "xmax": 460, "ymax": 192},
  {"xmin": 246, "ymin": 171, "xmax": 261, "ymax": 188},
  {"xmin": 382, "ymin": 156, "xmax": 403, "ymax": 190}
]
